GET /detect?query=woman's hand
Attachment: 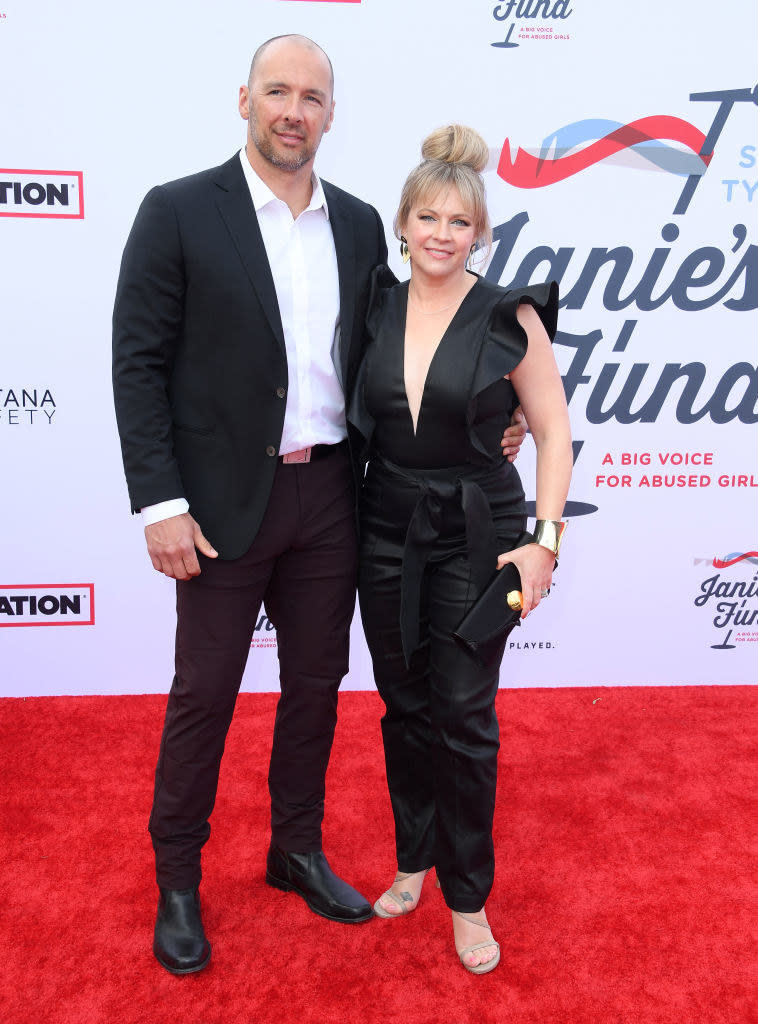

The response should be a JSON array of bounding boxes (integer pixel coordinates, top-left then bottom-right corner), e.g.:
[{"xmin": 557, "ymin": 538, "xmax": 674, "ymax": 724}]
[{"xmin": 496, "ymin": 542, "xmax": 555, "ymax": 618}]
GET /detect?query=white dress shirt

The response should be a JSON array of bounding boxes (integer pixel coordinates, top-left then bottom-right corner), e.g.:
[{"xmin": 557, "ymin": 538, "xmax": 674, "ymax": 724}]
[{"xmin": 142, "ymin": 149, "xmax": 344, "ymax": 527}]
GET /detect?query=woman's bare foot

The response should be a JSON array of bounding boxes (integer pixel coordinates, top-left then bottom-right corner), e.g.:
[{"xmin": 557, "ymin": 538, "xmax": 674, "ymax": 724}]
[
  {"xmin": 452, "ymin": 908, "xmax": 500, "ymax": 973},
  {"xmin": 374, "ymin": 869, "xmax": 429, "ymax": 917}
]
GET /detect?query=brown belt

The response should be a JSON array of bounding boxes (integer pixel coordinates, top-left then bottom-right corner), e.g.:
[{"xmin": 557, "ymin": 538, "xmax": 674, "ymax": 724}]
[{"xmin": 279, "ymin": 440, "xmax": 348, "ymax": 464}]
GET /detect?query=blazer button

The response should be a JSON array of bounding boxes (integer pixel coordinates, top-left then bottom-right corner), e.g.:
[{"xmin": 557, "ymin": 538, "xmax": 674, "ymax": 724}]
[
  {"xmin": 276, "ymin": 386, "xmax": 286, "ymax": 399},
  {"xmin": 266, "ymin": 445, "xmax": 276, "ymax": 457}
]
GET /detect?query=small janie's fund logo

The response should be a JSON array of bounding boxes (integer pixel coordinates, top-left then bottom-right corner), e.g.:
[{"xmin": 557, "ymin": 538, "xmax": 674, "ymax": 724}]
[
  {"xmin": 491, "ymin": 0, "xmax": 573, "ymax": 49},
  {"xmin": 693, "ymin": 552, "xmax": 758, "ymax": 650},
  {"xmin": 251, "ymin": 612, "xmax": 277, "ymax": 650}
]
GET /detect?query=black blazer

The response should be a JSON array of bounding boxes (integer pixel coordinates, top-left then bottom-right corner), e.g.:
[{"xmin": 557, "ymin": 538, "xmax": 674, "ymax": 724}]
[{"xmin": 112, "ymin": 154, "xmax": 388, "ymax": 559}]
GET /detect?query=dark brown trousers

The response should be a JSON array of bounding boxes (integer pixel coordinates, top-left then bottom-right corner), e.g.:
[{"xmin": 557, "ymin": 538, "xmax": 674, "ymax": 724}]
[{"xmin": 148, "ymin": 447, "xmax": 358, "ymax": 890}]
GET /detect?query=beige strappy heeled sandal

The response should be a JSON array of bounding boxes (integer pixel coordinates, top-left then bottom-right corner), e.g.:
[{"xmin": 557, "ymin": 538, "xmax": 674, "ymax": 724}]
[
  {"xmin": 452, "ymin": 911, "xmax": 501, "ymax": 975},
  {"xmin": 373, "ymin": 869, "xmax": 430, "ymax": 918}
]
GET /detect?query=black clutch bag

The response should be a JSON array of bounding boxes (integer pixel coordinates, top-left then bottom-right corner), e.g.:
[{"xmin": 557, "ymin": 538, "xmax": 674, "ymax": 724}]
[{"xmin": 452, "ymin": 531, "xmax": 534, "ymax": 667}]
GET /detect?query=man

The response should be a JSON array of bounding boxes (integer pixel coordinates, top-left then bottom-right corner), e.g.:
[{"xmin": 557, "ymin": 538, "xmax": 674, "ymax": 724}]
[{"xmin": 113, "ymin": 34, "xmax": 524, "ymax": 975}]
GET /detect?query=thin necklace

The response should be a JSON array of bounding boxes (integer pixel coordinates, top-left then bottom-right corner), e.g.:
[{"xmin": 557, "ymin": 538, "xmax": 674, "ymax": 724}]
[{"xmin": 407, "ymin": 285, "xmax": 470, "ymax": 316}]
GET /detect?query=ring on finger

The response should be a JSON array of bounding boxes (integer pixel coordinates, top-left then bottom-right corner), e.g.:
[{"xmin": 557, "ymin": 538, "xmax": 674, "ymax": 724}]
[{"xmin": 540, "ymin": 588, "xmax": 549, "ymax": 598}]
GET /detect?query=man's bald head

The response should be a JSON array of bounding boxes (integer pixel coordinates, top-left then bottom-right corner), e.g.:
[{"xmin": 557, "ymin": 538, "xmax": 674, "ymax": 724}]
[{"xmin": 248, "ymin": 34, "xmax": 334, "ymax": 97}]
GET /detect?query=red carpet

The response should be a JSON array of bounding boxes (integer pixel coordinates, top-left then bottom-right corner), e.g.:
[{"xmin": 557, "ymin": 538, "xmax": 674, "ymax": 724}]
[{"xmin": 1, "ymin": 686, "xmax": 756, "ymax": 1024}]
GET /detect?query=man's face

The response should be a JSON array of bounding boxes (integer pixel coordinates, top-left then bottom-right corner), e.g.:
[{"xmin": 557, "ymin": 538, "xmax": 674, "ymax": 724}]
[{"xmin": 239, "ymin": 40, "xmax": 335, "ymax": 173}]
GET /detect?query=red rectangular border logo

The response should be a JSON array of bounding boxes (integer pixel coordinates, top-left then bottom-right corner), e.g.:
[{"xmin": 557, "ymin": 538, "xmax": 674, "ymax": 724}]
[
  {"xmin": 0, "ymin": 169, "xmax": 85, "ymax": 219},
  {"xmin": 0, "ymin": 583, "xmax": 95, "ymax": 626}
]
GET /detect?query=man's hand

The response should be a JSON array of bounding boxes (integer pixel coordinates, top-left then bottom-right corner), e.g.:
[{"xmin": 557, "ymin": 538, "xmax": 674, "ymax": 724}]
[
  {"xmin": 145, "ymin": 513, "xmax": 218, "ymax": 580},
  {"xmin": 501, "ymin": 406, "xmax": 528, "ymax": 463}
]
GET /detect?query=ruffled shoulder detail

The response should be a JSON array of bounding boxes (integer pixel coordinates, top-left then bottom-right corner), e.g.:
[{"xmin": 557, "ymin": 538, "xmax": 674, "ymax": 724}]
[
  {"xmin": 470, "ymin": 280, "xmax": 559, "ymax": 401},
  {"xmin": 366, "ymin": 263, "xmax": 401, "ymax": 338}
]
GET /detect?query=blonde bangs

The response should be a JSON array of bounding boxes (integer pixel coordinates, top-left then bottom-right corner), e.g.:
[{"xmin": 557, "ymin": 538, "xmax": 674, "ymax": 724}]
[{"xmin": 393, "ymin": 161, "xmax": 491, "ymax": 252}]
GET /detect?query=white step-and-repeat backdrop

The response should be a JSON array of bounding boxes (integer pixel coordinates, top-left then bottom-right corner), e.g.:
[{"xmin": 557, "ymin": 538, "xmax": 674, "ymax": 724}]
[{"xmin": 1, "ymin": 1, "xmax": 756, "ymax": 695}]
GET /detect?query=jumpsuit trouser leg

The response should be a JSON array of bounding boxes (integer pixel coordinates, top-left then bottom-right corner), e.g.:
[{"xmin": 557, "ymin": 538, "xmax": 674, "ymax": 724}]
[{"xmin": 359, "ymin": 550, "xmax": 503, "ymax": 913}]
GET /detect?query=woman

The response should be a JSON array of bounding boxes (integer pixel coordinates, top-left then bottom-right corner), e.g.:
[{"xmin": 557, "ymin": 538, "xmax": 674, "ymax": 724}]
[{"xmin": 350, "ymin": 125, "xmax": 572, "ymax": 974}]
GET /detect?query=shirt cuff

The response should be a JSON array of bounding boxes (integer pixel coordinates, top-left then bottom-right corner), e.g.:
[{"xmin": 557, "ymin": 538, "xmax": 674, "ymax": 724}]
[{"xmin": 141, "ymin": 498, "xmax": 190, "ymax": 526}]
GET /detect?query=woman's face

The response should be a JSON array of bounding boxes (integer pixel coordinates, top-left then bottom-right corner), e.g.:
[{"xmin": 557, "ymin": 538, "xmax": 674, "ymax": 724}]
[{"xmin": 402, "ymin": 187, "xmax": 477, "ymax": 280}]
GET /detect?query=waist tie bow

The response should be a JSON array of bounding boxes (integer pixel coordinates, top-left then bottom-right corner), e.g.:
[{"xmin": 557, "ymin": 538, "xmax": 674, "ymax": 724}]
[{"xmin": 375, "ymin": 457, "xmax": 498, "ymax": 667}]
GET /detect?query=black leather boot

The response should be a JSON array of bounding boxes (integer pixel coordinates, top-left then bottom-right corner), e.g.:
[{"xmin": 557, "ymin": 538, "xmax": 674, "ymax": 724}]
[
  {"xmin": 266, "ymin": 846, "xmax": 373, "ymax": 923},
  {"xmin": 153, "ymin": 887, "xmax": 211, "ymax": 974}
]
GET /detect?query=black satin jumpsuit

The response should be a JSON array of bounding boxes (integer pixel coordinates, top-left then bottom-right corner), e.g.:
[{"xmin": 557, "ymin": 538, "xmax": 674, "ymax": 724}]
[{"xmin": 351, "ymin": 265, "xmax": 558, "ymax": 912}]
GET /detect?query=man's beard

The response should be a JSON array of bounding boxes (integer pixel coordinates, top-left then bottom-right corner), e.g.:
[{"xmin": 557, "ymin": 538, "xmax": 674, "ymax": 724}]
[{"xmin": 250, "ymin": 118, "xmax": 317, "ymax": 172}]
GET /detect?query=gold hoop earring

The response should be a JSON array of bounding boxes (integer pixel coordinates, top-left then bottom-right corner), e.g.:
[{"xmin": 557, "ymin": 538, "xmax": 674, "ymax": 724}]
[
  {"xmin": 400, "ymin": 237, "xmax": 410, "ymax": 264},
  {"xmin": 466, "ymin": 244, "xmax": 476, "ymax": 272}
]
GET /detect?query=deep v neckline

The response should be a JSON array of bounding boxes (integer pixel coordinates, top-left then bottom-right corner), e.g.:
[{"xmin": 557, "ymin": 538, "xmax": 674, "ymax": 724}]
[{"xmin": 401, "ymin": 277, "xmax": 480, "ymax": 437}]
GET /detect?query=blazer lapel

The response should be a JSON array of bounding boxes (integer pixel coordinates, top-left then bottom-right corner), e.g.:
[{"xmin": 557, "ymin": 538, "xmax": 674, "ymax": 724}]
[
  {"xmin": 323, "ymin": 181, "xmax": 357, "ymax": 387},
  {"xmin": 212, "ymin": 156, "xmax": 285, "ymax": 352}
]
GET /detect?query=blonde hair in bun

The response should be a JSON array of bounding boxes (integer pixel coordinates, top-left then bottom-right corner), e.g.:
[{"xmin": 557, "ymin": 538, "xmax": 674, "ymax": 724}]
[
  {"xmin": 420, "ymin": 124, "xmax": 489, "ymax": 172},
  {"xmin": 394, "ymin": 125, "xmax": 491, "ymax": 253}
]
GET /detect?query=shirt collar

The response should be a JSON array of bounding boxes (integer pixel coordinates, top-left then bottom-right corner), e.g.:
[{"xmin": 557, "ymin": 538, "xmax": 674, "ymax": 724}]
[{"xmin": 238, "ymin": 147, "xmax": 330, "ymax": 220}]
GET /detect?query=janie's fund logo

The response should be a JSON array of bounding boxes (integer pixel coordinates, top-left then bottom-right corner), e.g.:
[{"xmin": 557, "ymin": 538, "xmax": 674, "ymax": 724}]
[
  {"xmin": 491, "ymin": 0, "xmax": 573, "ymax": 49},
  {"xmin": 251, "ymin": 611, "xmax": 277, "ymax": 650},
  {"xmin": 693, "ymin": 552, "xmax": 758, "ymax": 650},
  {"xmin": 0, "ymin": 169, "xmax": 84, "ymax": 219},
  {"xmin": 0, "ymin": 584, "xmax": 95, "ymax": 626}
]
